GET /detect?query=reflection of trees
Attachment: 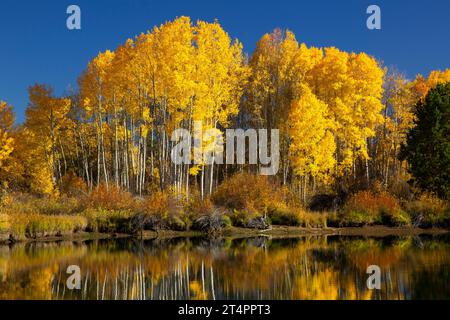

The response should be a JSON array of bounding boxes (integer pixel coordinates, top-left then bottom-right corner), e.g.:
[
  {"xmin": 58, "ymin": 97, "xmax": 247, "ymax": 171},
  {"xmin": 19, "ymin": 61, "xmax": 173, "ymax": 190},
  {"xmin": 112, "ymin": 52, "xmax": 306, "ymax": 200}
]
[
  {"xmin": 0, "ymin": 242, "xmax": 87, "ymax": 299},
  {"xmin": 0, "ymin": 235, "xmax": 450, "ymax": 300},
  {"xmin": 410, "ymin": 265, "xmax": 450, "ymax": 299}
]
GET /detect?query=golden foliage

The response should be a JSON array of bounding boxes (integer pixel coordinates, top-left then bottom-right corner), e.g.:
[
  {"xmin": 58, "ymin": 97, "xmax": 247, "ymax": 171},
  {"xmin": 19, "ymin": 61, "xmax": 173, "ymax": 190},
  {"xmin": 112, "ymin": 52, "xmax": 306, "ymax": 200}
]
[
  {"xmin": 212, "ymin": 172, "xmax": 277, "ymax": 214},
  {"xmin": 83, "ymin": 184, "xmax": 135, "ymax": 210}
]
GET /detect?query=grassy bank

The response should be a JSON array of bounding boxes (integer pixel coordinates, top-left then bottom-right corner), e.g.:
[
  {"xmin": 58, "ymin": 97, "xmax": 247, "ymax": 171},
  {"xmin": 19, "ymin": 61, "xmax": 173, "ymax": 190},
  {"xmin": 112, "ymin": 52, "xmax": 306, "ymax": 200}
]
[{"xmin": 1, "ymin": 173, "xmax": 449, "ymax": 242}]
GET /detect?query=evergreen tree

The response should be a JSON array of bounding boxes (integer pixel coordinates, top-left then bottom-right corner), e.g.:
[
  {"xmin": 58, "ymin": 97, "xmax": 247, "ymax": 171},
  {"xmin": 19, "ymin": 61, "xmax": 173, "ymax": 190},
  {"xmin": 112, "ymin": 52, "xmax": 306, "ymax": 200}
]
[{"xmin": 401, "ymin": 83, "xmax": 450, "ymax": 199}]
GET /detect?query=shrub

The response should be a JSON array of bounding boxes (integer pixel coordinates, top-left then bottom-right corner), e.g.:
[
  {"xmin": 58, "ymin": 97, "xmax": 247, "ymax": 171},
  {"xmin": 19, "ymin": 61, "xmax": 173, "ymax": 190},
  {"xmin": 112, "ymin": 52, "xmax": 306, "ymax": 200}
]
[
  {"xmin": 0, "ymin": 190, "xmax": 13, "ymax": 207},
  {"xmin": 141, "ymin": 191, "xmax": 170, "ymax": 216},
  {"xmin": 326, "ymin": 212, "xmax": 340, "ymax": 227},
  {"xmin": 338, "ymin": 210, "xmax": 372, "ymax": 227},
  {"xmin": 0, "ymin": 193, "xmax": 83, "ymax": 216},
  {"xmin": 268, "ymin": 203, "xmax": 328, "ymax": 228},
  {"xmin": 380, "ymin": 209, "xmax": 411, "ymax": 227},
  {"xmin": 192, "ymin": 211, "xmax": 231, "ymax": 233},
  {"xmin": 297, "ymin": 209, "xmax": 328, "ymax": 228},
  {"xmin": 308, "ymin": 194, "xmax": 343, "ymax": 212},
  {"xmin": 227, "ymin": 209, "xmax": 250, "ymax": 227},
  {"xmin": 388, "ymin": 180, "xmax": 414, "ymax": 201},
  {"xmin": 405, "ymin": 194, "xmax": 450, "ymax": 228},
  {"xmin": 185, "ymin": 196, "xmax": 214, "ymax": 216},
  {"xmin": 83, "ymin": 184, "xmax": 136, "ymax": 211},
  {"xmin": 60, "ymin": 172, "xmax": 88, "ymax": 196},
  {"xmin": 212, "ymin": 173, "xmax": 279, "ymax": 214},
  {"xmin": 340, "ymin": 191, "xmax": 409, "ymax": 227},
  {"xmin": 138, "ymin": 191, "xmax": 191, "ymax": 231},
  {"xmin": 33, "ymin": 196, "xmax": 83, "ymax": 215},
  {"xmin": 226, "ymin": 204, "xmax": 263, "ymax": 228},
  {"xmin": 267, "ymin": 202, "xmax": 301, "ymax": 226},
  {"xmin": 82, "ymin": 208, "xmax": 136, "ymax": 233}
]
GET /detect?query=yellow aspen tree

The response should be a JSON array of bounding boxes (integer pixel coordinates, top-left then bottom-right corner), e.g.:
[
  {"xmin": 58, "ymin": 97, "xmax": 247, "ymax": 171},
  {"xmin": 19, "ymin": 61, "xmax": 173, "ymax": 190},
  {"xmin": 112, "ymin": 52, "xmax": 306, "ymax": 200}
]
[
  {"xmin": 412, "ymin": 69, "xmax": 450, "ymax": 99},
  {"xmin": 288, "ymin": 85, "xmax": 336, "ymax": 199},
  {"xmin": 0, "ymin": 101, "xmax": 15, "ymax": 187},
  {"xmin": 193, "ymin": 19, "xmax": 249, "ymax": 197},
  {"xmin": 25, "ymin": 84, "xmax": 71, "ymax": 193},
  {"xmin": 22, "ymin": 128, "xmax": 57, "ymax": 196},
  {"xmin": 152, "ymin": 17, "xmax": 196, "ymax": 193},
  {"xmin": 79, "ymin": 50, "xmax": 115, "ymax": 188},
  {"xmin": 387, "ymin": 78, "xmax": 416, "ymax": 179},
  {"xmin": 425, "ymin": 69, "xmax": 450, "ymax": 90},
  {"xmin": 310, "ymin": 48, "xmax": 384, "ymax": 179},
  {"xmin": 247, "ymin": 29, "xmax": 322, "ymax": 184}
]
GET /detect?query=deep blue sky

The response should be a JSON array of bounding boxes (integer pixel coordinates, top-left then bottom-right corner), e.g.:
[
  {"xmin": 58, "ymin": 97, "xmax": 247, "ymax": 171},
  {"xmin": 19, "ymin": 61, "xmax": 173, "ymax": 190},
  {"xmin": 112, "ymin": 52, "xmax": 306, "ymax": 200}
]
[{"xmin": 1, "ymin": 0, "xmax": 449, "ymax": 123}]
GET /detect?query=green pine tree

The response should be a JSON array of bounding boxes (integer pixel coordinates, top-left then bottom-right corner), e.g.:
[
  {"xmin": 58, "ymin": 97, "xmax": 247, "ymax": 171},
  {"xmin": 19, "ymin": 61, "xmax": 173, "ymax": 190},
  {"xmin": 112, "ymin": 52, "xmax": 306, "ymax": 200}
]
[{"xmin": 401, "ymin": 83, "xmax": 450, "ymax": 200}]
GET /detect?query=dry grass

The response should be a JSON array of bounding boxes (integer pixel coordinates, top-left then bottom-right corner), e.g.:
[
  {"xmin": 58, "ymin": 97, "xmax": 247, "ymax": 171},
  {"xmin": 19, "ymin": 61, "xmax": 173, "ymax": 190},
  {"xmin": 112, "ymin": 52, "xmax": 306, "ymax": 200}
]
[
  {"xmin": 82, "ymin": 208, "xmax": 136, "ymax": 233},
  {"xmin": 8, "ymin": 213, "xmax": 87, "ymax": 239},
  {"xmin": 0, "ymin": 213, "xmax": 9, "ymax": 233},
  {"xmin": 267, "ymin": 202, "xmax": 328, "ymax": 228}
]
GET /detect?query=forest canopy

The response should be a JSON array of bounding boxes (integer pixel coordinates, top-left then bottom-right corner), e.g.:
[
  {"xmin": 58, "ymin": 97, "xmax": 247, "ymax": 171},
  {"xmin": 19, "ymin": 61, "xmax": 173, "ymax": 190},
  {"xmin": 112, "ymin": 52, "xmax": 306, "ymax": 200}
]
[{"xmin": 1, "ymin": 16, "xmax": 450, "ymax": 203}]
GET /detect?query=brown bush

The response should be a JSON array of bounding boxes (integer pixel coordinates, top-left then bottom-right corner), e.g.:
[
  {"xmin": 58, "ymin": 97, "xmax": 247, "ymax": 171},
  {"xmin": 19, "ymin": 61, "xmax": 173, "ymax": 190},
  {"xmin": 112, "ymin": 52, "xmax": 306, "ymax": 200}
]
[
  {"xmin": 60, "ymin": 172, "xmax": 88, "ymax": 197},
  {"xmin": 138, "ymin": 190, "xmax": 190, "ymax": 231},
  {"xmin": 340, "ymin": 191, "xmax": 410, "ymax": 227},
  {"xmin": 212, "ymin": 173, "xmax": 278, "ymax": 214},
  {"xmin": 83, "ymin": 184, "xmax": 136, "ymax": 210}
]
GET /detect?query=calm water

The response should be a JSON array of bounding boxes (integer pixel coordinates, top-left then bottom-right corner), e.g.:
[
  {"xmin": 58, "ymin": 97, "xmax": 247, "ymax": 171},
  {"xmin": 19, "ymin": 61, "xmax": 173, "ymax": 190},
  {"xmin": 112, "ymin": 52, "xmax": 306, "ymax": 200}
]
[{"xmin": 1, "ymin": 235, "xmax": 450, "ymax": 300}]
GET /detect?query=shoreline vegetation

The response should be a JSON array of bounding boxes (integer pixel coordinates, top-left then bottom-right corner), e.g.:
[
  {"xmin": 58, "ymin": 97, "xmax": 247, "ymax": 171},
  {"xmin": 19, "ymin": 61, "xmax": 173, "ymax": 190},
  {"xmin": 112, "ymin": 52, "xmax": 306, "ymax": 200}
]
[
  {"xmin": 1, "ymin": 173, "xmax": 449, "ymax": 244},
  {"xmin": 1, "ymin": 226, "xmax": 449, "ymax": 245}
]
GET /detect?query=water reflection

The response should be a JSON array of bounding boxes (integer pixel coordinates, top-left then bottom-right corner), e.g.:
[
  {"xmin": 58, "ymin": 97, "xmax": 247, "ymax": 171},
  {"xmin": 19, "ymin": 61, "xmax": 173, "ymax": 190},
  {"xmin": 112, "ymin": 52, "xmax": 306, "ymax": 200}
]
[{"xmin": 1, "ymin": 235, "xmax": 450, "ymax": 300}]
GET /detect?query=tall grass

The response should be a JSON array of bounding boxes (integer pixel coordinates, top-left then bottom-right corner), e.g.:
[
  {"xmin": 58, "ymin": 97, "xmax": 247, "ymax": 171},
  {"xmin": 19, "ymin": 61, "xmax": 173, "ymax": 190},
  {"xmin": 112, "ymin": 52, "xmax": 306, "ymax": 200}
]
[
  {"xmin": 9, "ymin": 214, "xmax": 87, "ymax": 239},
  {"xmin": 82, "ymin": 208, "xmax": 136, "ymax": 234},
  {"xmin": 0, "ymin": 213, "xmax": 9, "ymax": 233},
  {"xmin": 267, "ymin": 202, "xmax": 328, "ymax": 228}
]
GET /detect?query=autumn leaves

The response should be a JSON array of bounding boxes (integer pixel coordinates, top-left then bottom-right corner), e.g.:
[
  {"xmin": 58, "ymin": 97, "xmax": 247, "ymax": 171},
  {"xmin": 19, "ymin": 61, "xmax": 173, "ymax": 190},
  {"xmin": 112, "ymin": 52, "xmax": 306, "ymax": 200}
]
[
  {"xmin": 0, "ymin": 102, "xmax": 14, "ymax": 177},
  {"xmin": 76, "ymin": 17, "xmax": 248, "ymax": 197},
  {"xmin": 247, "ymin": 31, "xmax": 384, "ymax": 193},
  {"xmin": 1, "ymin": 16, "xmax": 450, "ymax": 200}
]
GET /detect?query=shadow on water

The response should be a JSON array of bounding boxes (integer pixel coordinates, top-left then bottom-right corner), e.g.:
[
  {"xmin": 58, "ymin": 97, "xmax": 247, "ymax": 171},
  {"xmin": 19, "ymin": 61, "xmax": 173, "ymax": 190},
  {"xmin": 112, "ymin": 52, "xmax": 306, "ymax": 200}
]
[{"xmin": 1, "ymin": 234, "xmax": 450, "ymax": 300}]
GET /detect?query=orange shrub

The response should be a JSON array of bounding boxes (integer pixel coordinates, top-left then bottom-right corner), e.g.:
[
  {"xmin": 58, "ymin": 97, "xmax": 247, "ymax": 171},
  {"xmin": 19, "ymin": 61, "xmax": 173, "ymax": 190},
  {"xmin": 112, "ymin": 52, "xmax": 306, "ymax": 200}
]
[
  {"xmin": 83, "ymin": 184, "xmax": 136, "ymax": 210},
  {"xmin": 185, "ymin": 195, "xmax": 214, "ymax": 216},
  {"xmin": 341, "ymin": 191, "xmax": 410, "ymax": 226},
  {"xmin": 140, "ymin": 190, "xmax": 190, "ymax": 231},
  {"xmin": 60, "ymin": 172, "xmax": 88, "ymax": 196},
  {"xmin": 267, "ymin": 202, "xmax": 327, "ymax": 227},
  {"xmin": 346, "ymin": 191, "xmax": 400, "ymax": 215},
  {"xmin": 212, "ymin": 173, "xmax": 278, "ymax": 214},
  {"xmin": 142, "ymin": 191, "xmax": 170, "ymax": 216}
]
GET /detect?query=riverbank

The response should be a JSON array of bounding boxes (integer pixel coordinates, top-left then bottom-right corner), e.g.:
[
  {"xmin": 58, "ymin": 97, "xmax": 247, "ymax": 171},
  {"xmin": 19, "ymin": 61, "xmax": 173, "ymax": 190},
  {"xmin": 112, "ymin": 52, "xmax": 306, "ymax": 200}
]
[
  {"xmin": 1, "ymin": 225, "xmax": 448, "ymax": 244},
  {"xmin": 1, "ymin": 183, "xmax": 449, "ymax": 245}
]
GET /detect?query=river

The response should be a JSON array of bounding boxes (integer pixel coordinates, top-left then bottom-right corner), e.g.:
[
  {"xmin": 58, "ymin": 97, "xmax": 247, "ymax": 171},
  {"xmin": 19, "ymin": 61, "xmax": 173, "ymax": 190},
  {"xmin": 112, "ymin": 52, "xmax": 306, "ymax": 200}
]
[{"xmin": 1, "ymin": 234, "xmax": 450, "ymax": 299}]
